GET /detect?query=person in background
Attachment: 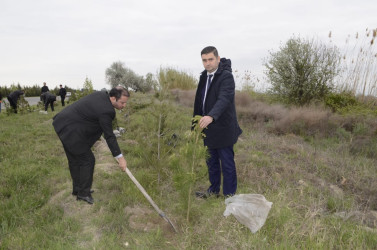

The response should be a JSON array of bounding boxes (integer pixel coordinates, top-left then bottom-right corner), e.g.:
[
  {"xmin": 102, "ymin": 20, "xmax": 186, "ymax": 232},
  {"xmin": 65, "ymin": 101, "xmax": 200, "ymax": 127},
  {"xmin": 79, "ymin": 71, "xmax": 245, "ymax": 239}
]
[
  {"xmin": 58, "ymin": 84, "xmax": 67, "ymax": 106},
  {"xmin": 41, "ymin": 91, "xmax": 56, "ymax": 112},
  {"xmin": 193, "ymin": 46, "xmax": 242, "ymax": 199},
  {"xmin": 41, "ymin": 82, "xmax": 49, "ymax": 102},
  {"xmin": 7, "ymin": 90, "xmax": 24, "ymax": 113},
  {"xmin": 52, "ymin": 86, "xmax": 129, "ymax": 204}
]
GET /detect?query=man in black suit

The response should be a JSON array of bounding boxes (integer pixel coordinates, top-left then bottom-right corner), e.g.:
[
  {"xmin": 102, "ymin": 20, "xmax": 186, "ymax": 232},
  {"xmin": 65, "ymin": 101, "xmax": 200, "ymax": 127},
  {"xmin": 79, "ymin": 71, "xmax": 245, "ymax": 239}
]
[
  {"xmin": 53, "ymin": 86, "xmax": 129, "ymax": 204},
  {"xmin": 7, "ymin": 90, "xmax": 24, "ymax": 113},
  {"xmin": 41, "ymin": 82, "xmax": 49, "ymax": 102},
  {"xmin": 41, "ymin": 91, "xmax": 56, "ymax": 112},
  {"xmin": 58, "ymin": 84, "xmax": 67, "ymax": 106},
  {"xmin": 193, "ymin": 46, "xmax": 242, "ymax": 198}
]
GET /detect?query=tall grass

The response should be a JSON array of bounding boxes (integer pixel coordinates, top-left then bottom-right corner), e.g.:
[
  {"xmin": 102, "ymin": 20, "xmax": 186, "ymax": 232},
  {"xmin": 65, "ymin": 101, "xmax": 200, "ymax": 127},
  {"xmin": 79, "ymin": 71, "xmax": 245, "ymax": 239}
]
[{"xmin": 333, "ymin": 28, "xmax": 377, "ymax": 97}]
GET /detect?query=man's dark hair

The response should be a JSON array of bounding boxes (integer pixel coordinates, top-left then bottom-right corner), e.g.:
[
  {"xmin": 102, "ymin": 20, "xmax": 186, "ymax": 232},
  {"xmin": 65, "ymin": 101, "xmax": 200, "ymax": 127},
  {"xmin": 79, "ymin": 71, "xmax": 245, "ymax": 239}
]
[
  {"xmin": 201, "ymin": 46, "xmax": 218, "ymax": 57},
  {"xmin": 109, "ymin": 86, "xmax": 130, "ymax": 101}
]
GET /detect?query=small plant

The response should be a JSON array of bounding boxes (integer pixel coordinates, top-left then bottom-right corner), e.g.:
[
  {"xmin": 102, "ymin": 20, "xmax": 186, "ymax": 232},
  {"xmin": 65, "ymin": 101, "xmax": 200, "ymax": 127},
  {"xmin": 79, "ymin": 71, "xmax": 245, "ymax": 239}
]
[{"xmin": 171, "ymin": 115, "xmax": 208, "ymax": 222}]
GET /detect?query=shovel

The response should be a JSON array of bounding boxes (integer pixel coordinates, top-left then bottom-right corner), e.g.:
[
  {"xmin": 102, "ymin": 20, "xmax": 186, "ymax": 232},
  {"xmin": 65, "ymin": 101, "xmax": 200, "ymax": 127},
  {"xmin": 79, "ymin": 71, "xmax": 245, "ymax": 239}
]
[{"xmin": 125, "ymin": 168, "xmax": 178, "ymax": 233}]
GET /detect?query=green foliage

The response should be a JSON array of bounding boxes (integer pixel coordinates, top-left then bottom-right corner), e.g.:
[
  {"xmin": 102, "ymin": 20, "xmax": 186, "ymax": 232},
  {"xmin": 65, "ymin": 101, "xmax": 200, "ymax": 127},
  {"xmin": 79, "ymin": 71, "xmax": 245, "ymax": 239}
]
[
  {"xmin": 4, "ymin": 95, "xmax": 35, "ymax": 115},
  {"xmin": 265, "ymin": 36, "xmax": 341, "ymax": 106},
  {"xmin": 325, "ymin": 92, "xmax": 377, "ymax": 115},
  {"xmin": 69, "ymin": 76, "xmax": 95, "ymax": 102},
  {"xmin": 325, "ymin": 91, "xmax": 357, "ymax": 112},
  {"xmin": 170, "ymin": 115, "xmax": 208, "ymax": 222},
  {"xmin": 157, "ymin": 67, "xmax": 197, "ymax": 91}
]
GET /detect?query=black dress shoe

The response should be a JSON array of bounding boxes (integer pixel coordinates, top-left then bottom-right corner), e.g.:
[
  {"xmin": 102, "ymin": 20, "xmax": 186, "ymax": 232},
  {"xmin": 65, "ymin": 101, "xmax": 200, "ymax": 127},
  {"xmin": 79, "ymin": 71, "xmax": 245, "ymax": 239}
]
[
  {"xmin": 195, "ymin": 191, "xmax": 219, "ymax": 199},
  {"xmin": 77, "ymin": 195, "xmax": 94, "ymax": 204},
  {"xmin": 72, "ymin": 190, "xmax": 94, "ymax": 196}
]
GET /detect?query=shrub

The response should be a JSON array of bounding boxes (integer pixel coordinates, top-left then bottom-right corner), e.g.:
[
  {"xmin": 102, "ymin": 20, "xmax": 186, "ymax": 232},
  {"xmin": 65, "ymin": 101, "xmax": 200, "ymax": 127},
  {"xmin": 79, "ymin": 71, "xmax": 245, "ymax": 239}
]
[
  {"xmin": 265, "ymin": 36, "xmax": 341, "ymax": 106},
  {"xmin": 157, "ymin": 67, "xmax": 197, "ymax": 91},
  {"xmin": 325, "ymin": 91, "xmax": 357, "ymax": 112}
]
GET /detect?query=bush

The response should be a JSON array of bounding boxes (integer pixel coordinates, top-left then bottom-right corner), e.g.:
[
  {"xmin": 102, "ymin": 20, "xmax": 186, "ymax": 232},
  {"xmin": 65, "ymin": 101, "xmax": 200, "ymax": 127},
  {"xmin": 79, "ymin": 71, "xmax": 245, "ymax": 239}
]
[
  {"xmin": 265, "ymin": 36, "xmax": 341, "ymax": 106},
  {"xmin": 325, "ymin": 92, "xmax": 357, "ymax": 112},
  {"xmin": 157, "ymin": 67, "xmax": 197, "ymax": 91}
]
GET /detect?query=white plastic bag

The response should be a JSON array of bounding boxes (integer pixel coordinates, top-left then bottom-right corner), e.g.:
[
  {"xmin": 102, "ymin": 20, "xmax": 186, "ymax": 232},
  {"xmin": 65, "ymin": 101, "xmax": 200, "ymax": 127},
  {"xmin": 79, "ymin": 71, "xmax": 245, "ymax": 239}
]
[{"xmin": 223, "ymin": 194, "xmax": 273, "ymax": 233}]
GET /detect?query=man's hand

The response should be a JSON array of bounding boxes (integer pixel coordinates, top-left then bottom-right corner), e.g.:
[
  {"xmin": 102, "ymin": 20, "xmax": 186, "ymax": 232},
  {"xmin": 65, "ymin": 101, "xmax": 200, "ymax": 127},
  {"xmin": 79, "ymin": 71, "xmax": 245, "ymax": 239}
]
[
  {"xmin": 199, "ymin": 116, "xmax": 213, "ymax": 129},
  {"xmin": 117, "ymin": 156, "xmax": 127, "ymax": 172}
]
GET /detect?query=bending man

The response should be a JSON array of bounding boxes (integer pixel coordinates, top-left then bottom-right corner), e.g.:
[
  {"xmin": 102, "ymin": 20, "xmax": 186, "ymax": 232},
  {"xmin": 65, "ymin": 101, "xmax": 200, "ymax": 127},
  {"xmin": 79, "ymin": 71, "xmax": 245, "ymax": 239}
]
[{"xmin": 53, "ymin": 86, "xmax": 129, "ymax": 204}]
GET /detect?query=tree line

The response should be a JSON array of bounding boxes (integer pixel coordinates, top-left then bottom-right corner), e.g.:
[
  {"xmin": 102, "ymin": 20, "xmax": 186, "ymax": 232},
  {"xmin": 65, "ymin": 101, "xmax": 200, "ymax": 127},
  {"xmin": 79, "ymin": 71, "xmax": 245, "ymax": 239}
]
[{"xmin": 0, "ymin": 84, "xmax": 75, "ymax": 98}]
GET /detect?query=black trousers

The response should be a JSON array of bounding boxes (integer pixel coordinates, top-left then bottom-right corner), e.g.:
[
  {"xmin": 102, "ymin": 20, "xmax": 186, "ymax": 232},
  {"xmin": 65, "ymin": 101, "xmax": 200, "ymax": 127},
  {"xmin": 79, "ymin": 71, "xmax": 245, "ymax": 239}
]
[
  {"xmin": 63, "ymin": 144, "xmax": 95, "ymax": 196},
  {"xmin": 44, "ymin": 98, "xmax": 55, "ymax": 111},
  {"xmin": 60, "ymin": 95, "xmax": 65, "ymax": 106},
  {"xmin": 7, "ymin": 96, "xmax": 17, "ymax": 113}
]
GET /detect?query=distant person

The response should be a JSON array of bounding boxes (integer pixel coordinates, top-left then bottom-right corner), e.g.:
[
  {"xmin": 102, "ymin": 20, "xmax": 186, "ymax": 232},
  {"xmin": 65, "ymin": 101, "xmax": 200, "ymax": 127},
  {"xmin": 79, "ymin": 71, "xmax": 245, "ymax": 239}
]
[
  {"xmin": 193, "ymin": 46, "xmax": 242, "ymax": 199},
  {"xmin": 41, "ymin": 92, "xmax": 56, "ymax": 112},
  {"xmin": 52, "ymin": 86, "xmax": 129, "ymax": 204},
  {"xmin": 41, "ymin": 82, "xmax": 49, "ymax": 102},
  {"xmin": 58, "ymin": 84, "xmax": 67, "ymax": 106},
  {"xmin": 0, "ymin": 93, "xmax": 2, "ymax": 113},
  {"xmin": 7, "ymin": 90, "xmax": 24, "ymax": 113}
]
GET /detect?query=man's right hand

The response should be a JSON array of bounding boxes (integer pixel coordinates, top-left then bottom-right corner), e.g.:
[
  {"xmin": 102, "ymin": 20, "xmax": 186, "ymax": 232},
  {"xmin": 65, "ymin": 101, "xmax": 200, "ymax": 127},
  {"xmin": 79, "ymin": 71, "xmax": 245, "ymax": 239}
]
[{"xmin": 117, "ymin": 156, "xmax": 127, "ymax": 171}]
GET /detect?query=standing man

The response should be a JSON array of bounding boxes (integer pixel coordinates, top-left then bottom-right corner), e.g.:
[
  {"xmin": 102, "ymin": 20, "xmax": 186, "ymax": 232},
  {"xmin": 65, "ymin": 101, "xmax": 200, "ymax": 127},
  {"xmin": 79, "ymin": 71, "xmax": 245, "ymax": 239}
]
[
  {"xmin": 53, "ymin": 86, "xmax": 129, "ymax": 204},
  {"xmin": 41, "ymin": 82, "xmax": 49, "ymax": 102},
  {"xmin": 7, "ymin": 90, "xmax": 24, "ymax": 113},
  {"xmin": 193, "ymin": 46, "xmax": 242, "ymax": 198},
  {"xmin": 41, "ymin": 92, "xmax": 56, "ymax": 112},
  {"xmin": 58, "ymin": 84, "xmax": 67, "ymax": 106}
]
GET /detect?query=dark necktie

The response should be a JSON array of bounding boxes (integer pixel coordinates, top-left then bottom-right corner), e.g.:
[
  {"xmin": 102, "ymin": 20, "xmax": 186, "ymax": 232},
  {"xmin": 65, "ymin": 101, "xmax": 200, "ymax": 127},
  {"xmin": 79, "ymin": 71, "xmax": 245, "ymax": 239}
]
[{"xmin": 202, "ymin": 74, "xmax": 213, "ymax": 114}]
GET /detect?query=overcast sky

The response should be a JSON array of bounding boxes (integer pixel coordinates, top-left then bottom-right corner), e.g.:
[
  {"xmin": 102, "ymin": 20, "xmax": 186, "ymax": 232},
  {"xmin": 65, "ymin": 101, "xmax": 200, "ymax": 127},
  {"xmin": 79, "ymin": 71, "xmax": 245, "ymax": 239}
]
[{"xmin": 1, "ymin": 0, "xmax": 376, "ymax": 91}]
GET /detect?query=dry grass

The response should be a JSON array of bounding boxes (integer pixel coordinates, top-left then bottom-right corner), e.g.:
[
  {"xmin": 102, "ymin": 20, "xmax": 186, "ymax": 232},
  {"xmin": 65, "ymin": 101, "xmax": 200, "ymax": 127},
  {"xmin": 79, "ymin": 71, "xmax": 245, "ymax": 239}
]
[{"xmin": 172, "ymin": 89, "xmax": 377, "ymax": 138}]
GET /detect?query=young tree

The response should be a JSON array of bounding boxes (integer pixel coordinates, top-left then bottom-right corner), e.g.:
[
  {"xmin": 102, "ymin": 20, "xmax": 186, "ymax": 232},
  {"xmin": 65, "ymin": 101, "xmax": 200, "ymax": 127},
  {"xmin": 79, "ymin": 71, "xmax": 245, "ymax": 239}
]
[{"xmin": 265, "ymin": 36, "xmax": 341, "ymax": 106}]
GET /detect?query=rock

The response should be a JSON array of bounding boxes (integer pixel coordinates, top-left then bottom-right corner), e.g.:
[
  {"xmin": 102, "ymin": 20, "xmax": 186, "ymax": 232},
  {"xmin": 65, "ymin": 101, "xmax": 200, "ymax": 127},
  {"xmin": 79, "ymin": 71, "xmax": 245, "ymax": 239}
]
[{"xmin": 113, "ymin": 130, "xmax": 121, "ymax": 137}]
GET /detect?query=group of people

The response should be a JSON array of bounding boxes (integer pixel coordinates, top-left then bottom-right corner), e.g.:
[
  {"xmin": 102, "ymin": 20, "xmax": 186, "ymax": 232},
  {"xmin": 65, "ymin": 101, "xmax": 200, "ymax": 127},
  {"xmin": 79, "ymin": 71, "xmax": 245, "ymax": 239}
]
[
  {"xmin": 52, "ymin": 46, "xmax": 242, "ymax": 205},
  {"xmin": 2, "ymin": 83, "xmax": 67, "ymax": 113},
  {"xmin": 3, "ymin": 46, "xmax": 242, "ymax": 206},
  {"xmin": 40, "ymin": 82, "xmax": 67, "ymax": 112}
]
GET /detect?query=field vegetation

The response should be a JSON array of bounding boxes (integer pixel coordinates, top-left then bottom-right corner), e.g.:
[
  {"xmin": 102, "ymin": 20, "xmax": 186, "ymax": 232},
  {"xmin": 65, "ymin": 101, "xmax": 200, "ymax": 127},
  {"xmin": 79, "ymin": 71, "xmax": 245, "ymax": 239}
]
[{"xmin": 1, "ymin": 30, "xmax": 377, "ymax": 249}]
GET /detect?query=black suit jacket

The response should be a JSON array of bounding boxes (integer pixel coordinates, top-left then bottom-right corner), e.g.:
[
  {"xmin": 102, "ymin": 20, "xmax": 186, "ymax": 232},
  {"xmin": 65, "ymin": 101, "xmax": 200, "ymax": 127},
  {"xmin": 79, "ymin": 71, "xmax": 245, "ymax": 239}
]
[
  {"xmin": 193, "ymin": 58, "xmax": 242, "ymax": 149},
  {"xmin": 53, "ymin": 91, "xmax": 121, "ymax": 156}
]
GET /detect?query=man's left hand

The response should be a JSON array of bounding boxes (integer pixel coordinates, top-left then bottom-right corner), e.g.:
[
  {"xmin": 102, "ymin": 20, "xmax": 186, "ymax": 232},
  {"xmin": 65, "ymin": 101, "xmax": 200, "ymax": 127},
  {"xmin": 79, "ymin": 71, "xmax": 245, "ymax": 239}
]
[{"xmin": 199, "ymin": 116, "xmax": 213, "ymax": 129}]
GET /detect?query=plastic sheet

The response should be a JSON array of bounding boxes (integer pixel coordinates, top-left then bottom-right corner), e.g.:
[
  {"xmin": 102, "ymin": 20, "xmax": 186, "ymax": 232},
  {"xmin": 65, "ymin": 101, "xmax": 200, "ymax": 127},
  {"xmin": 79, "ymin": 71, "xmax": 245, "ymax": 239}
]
[{"xmin": 223, "ymin": 194, "xmax": 273, "ymax": 233}]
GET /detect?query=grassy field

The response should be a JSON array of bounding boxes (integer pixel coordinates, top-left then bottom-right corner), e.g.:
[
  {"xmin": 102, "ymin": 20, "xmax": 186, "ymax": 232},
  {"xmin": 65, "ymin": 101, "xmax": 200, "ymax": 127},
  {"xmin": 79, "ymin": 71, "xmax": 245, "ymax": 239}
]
[{"xmin": 1, "ymin": 92, "xmax": 376, "ymax": 249}]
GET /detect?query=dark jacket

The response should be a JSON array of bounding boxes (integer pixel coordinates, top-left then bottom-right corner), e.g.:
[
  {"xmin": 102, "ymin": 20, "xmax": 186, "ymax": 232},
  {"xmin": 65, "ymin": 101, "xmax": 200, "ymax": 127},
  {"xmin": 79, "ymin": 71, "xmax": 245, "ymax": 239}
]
[
  {"xmin": 59, "ymin": 88, "xmax": 66, "ymax": 97},
  {"xmin": 41, "ymin": 92, "xmax": 56, "ymax": 102},
  {"xmin": 41, "ymin": 86, "xmax": 49, "ymax": 93},
  {"xmin": 7, "ymin": 90, "xmax": 24, "ymax": 103},
  {"xmin": 193, "ymin": 58, "xmax": 242, "ymax": 149},
  {"xmin": 52, "ymin": 91, "xmax": 121, "ymax": 156}
]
